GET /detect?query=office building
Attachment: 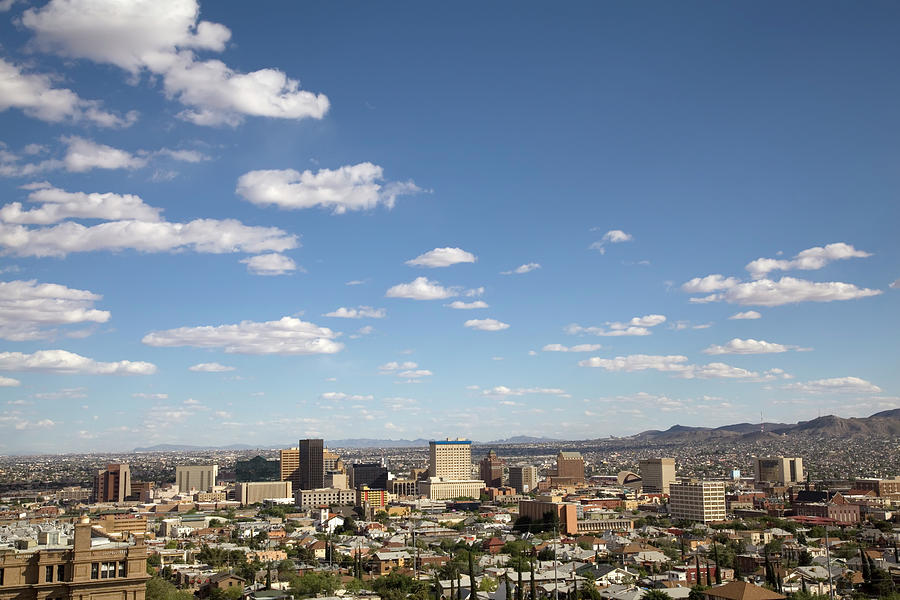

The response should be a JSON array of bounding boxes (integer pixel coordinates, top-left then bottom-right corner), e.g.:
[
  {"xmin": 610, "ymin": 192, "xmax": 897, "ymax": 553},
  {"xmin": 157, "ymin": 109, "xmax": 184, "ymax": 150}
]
[
  {"xmin": 357, "ymin": 487, "xmax": 389, "ymax": 508},
  {"xmin": 754, "ymin": 457, "xmax": 804, "ymax": 485},
  {"xmin": 508, "ymin": 466, "xmax": 538, "ymax": 494},
  {"xmin": 0, "ymin": 518, "xmax": 149, "ymax": 600},
  {"xmin": 518, "ymin": 497, "xmax": 579, "ymax": 535},
  {"xmin": 280, "ymin": 448, "xmax": 300, "ymax": 490},
  {"xmin": 295, "ymin": 487, "xmax": 355, "ymax": 509},
  {"xmin": 236, "ymin": 482, "xmax": 293, "ymax": 506},
  {"xmin": 669, "ymin": 480, "xmax": 727, "ymax": 523},
  {"xmin": 479, "ymin": 449, "xmax": 504, "ymax": 488},
  {"xmin": 235, "ymin": 456, "xmax": 279, "ymax": 482},
  {"xmin": 325, "ymin": 471, "xmax": 348, "ymax": 489},
  {"xmin": 428, "ymin": 439, "xmax": 472, "ymax": 479},
  {"xmin": 350, "ymin": 463, "xmax": 389, "ymax": 490},
  {"xmin": 417, "ymin": 478, "xmax": 485, "ymax": 501},
  {"xmin": 323, "ymin": 449, "xmax": 343, "ymax": 472},
  {"xmin": 299, "ymin": 439, "xmax": 324, "ymax": 490},
  {"xmin": 551, "ymin": 451, "xmax": 585, "ymax": 485},
  {"xmin": 855, "ymin": 477, "xmax": 900, "ymax": 497},
  {"xmin": 175, "ymin": 465, "xmax": 218, "ymax": 493},
  {"xmin": 640, "ymin": 458, "xmax": 676, "ymax": 495},
  {"xmin": 94, "ymin": 464, "xmax": 131, "ymax": 503}
]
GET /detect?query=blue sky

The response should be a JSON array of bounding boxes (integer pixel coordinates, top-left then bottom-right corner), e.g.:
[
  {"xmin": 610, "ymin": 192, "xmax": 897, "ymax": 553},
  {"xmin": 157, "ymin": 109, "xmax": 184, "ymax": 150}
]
[{"xmin": 0, "ymin": 0, "xmax": 897, "ymax": 453}]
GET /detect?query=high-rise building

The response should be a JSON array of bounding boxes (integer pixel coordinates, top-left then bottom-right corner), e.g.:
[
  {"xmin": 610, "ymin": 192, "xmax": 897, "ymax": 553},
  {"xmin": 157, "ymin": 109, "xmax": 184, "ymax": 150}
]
[
  {"xmin": 551, "ymin": 451, "xmax": 585, "ymax": 485},
  {"xmin": 479, "ymin": 449, "xmax": 504, "ymax": 488},
  {"xmin": 508, "ymin": 466, "xmax": 538, "ymax": 494},
  {"xmin": 94, "ymin": 464, "xmax": 131, "ymax": 503},
  {"xmin": 639, "ymin": 458, "xmax": 676, "ymax": 495},
  {"xmin": 350, "ymin": 463, "xmax": 389, "ymax": 490},
  {"xmin": 669, "ymin": 480, "xmax": 726, "ymax": 523},
  {"xmin": 235, "ymin": 456, "xmax": 280, "ymax": 482},
  {"xmin": 428, "ymin": 439, "xmax": 473, "ymax": 479},
  {"xmin": 299, "ymin": 439, "xmax": 324, "ymax": 490},
  {"xmin": 175, "ymin": 465, "xmax": 218, "ymax": 493},
  {"xmin": 280, "ymin": 448, "xmax": 300, "ymax": 490},
  {"xmin": 236, "ymin": 481, "xmax": 293, "ymax": 506},
  {"xmin": 753, "ymin": 456, "xmax": 804, "ymax": 485},
  {"xmin": 323, "ymin": 449, "xmax": 343, "ymax": 472}
]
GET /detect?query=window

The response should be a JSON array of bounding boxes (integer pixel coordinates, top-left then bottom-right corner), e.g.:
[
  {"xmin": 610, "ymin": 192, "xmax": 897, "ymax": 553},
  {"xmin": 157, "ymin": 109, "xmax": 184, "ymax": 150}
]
[
  {"xmin": 118, "ymin": 562, "xmax": 126, "ymax": 577},
  {"xmin": 91, "ymin": 563, "xmax": 99, "ymax": 579},
  {"xmin": 46, "ymin": 565, "xmax": 53, "ymax": 582},
  {"xmin": 58, "ymin": 565, "xmax": 65, "ymax": 582},
  {"xmin": 1, "ymin": 567, "xmax": 4, "ymax": 586}
]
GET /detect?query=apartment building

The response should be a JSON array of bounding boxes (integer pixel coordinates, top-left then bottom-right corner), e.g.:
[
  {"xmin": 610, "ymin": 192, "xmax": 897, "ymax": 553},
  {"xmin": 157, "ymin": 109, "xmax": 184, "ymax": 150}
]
[
  {"xmin": 508, "ymin": 466, "xmax": 538, "ymax": 494},
  {"xmin": 175, "ymin": 465, "xmax": 218, "ymax": 493},
  {"xmin": 640, "ymin": 458, "xmax": 676, "ymax": 495},
  {"xmin": 669, "ymin": 480, "xmax": 727, "ymax": 523}
]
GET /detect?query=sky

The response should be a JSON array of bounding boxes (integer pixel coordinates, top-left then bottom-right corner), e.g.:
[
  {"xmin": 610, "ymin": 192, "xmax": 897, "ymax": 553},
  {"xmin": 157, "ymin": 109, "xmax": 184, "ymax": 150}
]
[{"xmin": 0, "ymin": 1, "xmax": 898, "ymax": 454}]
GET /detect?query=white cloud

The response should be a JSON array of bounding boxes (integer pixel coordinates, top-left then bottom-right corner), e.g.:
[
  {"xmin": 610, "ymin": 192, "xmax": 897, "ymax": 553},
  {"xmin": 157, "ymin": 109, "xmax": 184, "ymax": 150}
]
[
  {"xmin": 378, "ymin": 361, "xmax": 418, "ymax": 373},
  {"xmin": 142, "ymin": 316, "xmax": 343, "ymax": 355},
  {"xmin": 406, "ymin": 247, "xmax": 476, "ymax": 268},
  {"xmin": 386, "ymin": 277, "xmax": 458, "ymax": 300},
  {"xmin": 681, "ymin": 274, "xmax": 742, "ymax": 293},
  {"xmin": 720, "ymin": 277, "xmax": 880, "ymax": 306},
  {"xmin": 482, "ymin": 386, "xmax": 569, "ymax": 397},
  {"xmin": 132, "ymin": 392, "xmax": 168, "ymax": 399},
  {"xmin": 464, "ymin": 318, "xmax": 510, "ymax": 331},
  {"xmin": 0, "ymin": 279, "xmax": 110, "ymax": 341},
  {"xmin": 703, "ymin": 338, "xmax": 796, "ymax": 355},
  {"xmin": 61, "ymin": 136, "xmax": 148, "ymax": 172},
  {"xmin": 446, "ymin": 300, "xmax": 488, "ymax": 309},
  {"xmin": 320, "ymin": 392, "xmax": 373, "ymax": 401},
  {"xmin": 240, "ymin": 253, "xmax": 296, "ymax": 276},
  {"xmin": 236, "ymin": 163, "xmax": 421, "ymax": 213},
  {"xmin": 729, "ymin": 310, "xmax": 761, "ymax": 320},
  {"xmin": 542, "ymin": 343, "xmax": 603, "ymax": 352},
  {"xmin": 22, "ymin": 0, "xmax": 329, "ymax": 126},
  {"xmin": 783, "ymin": 376, "xmax": 882, "ymax": 394},
  {"xmin": 578, "ymin": 354, "xmax": 690, "ymax": 372},
  {"xmin": 589, "ymin": 229, "xmax": 633, "ymax": 253},
  {"xmin": 323, "ymin": 306, "xmax": 386, "ymax": 319},
  {"xmin": 0, "ymin": 58, "xmax": 137, "ymax": 127},
  {"xmin": 501, "ymin": 262, "xmax": 541, "ymax": 275},
  {"xmin": 33, "ymin": 387, "xmax": 88, "ymax": 399},
  {"xmin": 397, "ymin": 369, "xmax": 432, "ymax": 378},
  {"xmin": 0, "ymin": 185, "xmax": 161, "ymax": 224},
  {"xmin": 0, "ymin": 376, "xmax": 20, "ymax": 387},
  {"xmin": 565, "ymin": 314, "xmax": 666, "ymax": 337},
  {"xmin": 0, "ymin": 349, "xmax": 155, "ymax": 375},
  {"xmin": 188, "ymin": 362, "xmax": 235, "ymax": 372},
  {"xmin": 890, "ymin": 279, "xmax": 899, "ymax": 289},
  {"xmin": 746, "ymin": 242, "xmax": 872, "ymax": 279}
]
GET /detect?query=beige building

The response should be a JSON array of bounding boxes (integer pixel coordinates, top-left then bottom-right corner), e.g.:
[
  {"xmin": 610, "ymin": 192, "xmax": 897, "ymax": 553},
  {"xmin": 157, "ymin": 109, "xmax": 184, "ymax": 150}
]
[
  {"xmin": 640, "ymin": 458, "xmax": 676, "ymax": 494},
  {"xmin": 93, "ymin": 464, "xmax": 130, "ymax": 503},
  {"xmin": 280, "ymin": 448, "xmax": 300, "ymax": 490},
  {"xmin": 428, "ymin": 439, "xmax": 473, "ymax": 479},
  {"xmin": 175, "ymin": 465, "xmax": 218, "ymax": 493},
  {"xmin": 391, "ymin": 479, "xmax": 419, "ymax": 498},
  {"xmin": 508, "ymin": 466, "xmax": 538, "ymax": 494},
  {"xmin": 323, "ymin": 449, "xmax": 343, "ymax": 472},
  {"xmin": 236, "ymin": 481, "xmax": 292, "ymax": 506},
  {"xmin": 295, "ymin": 487, "xmax": 355, "ymax": 509},
  {"xmin": 754, "ymin": 457, "xmax": 804, "ymax": 485},
  {"xmin": 324, "ymin": 472, "xmax": 348, "ymax": 489},
  {"xmin": 418, "ymin": 478, "xmax": 485, "ymax": 501},
  {"xmin": 669, "ymin": 480, "xmax": 727, "ymax": 523},
  {"xmin": 0, "ymin": 519, "xmax": 149, "ymax": 600}
]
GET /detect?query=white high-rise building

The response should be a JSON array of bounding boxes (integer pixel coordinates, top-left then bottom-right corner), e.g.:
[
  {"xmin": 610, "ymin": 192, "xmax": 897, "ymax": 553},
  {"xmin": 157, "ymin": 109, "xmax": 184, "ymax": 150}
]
[
  {"xmin": 428, "ymin": 439, "xmax": 473, "ymax": 479},
  {"xmin": 669, "ymin": 480, "xmax": 726, "ymax": 523},
  {"xmin": 175, "ymin": 465, "xmax": 218, "ymax": 493}
]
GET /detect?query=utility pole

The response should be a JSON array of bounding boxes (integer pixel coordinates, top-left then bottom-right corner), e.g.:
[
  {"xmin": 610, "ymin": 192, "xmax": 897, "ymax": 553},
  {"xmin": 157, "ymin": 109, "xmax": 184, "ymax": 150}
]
[
  {"xmin": 824, "ymin": 527, "xmax": 834, "ymax": 600},
  {"xmin": 553, "ymin": 524, "xmax": 559, "ymax": 600}
]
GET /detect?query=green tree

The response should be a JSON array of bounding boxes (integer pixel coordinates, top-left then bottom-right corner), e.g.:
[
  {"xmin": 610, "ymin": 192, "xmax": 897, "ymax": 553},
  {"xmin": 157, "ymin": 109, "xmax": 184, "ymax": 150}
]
[
  {"xmin": 146, "ymin": 576, "xmax": 194, "ymax": 600},
  {"xmin": 288, "ymin": 571, "xmax": 340, "ymax": 598}
]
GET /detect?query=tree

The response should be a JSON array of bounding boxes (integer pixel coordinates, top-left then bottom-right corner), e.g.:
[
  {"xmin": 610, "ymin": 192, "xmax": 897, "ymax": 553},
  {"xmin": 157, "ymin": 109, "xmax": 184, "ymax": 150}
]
[
  {"xmin": 370, "ymin": 572, "xmax": 427, "ymax": 600},
  {"xmin": 288, "ymin": 571, "xmax": 340, "ymax": 598},
  {"xmin": 146, "ymin": 576, "xmax": 194, "ymax": 600},
  {"xmin": 480, "ymin": 577, "xmax": 498, "ymax": 593}
]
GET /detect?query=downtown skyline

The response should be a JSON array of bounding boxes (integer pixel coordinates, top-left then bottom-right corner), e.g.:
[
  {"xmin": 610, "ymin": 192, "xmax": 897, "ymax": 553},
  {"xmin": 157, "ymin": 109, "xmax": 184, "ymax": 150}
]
[{"xmin": 0, "ymin": 1, "xmax": 898, "ymax": 453}]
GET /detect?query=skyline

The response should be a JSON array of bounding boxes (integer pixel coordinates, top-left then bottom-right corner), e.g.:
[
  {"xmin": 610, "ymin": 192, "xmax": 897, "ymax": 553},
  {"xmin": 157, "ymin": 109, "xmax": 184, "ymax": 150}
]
[{"xmin": 0, "ymin": 1, "xmax": 898, "ymax": 453}]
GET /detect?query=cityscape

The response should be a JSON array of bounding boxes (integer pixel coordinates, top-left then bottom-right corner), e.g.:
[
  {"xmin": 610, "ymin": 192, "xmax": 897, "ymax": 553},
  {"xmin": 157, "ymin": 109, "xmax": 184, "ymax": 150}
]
[{"xmin": 0, "ymin": 3, "xmax": 898, "ymax": 600}]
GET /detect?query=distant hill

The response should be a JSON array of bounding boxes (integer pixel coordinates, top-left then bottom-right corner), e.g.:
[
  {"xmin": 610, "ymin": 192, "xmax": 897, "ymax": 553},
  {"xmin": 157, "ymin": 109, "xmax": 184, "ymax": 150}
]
[
  {"xmin": 484, "ymin": 436, "xmax": 561, "ymax": 444},
  {"xmin": 133, "ymin": 443, "xmax": 261, "ymax": 452},
  {"xmin": 327, "ymin": 438, "xmax": 431, "ymax": 448}
]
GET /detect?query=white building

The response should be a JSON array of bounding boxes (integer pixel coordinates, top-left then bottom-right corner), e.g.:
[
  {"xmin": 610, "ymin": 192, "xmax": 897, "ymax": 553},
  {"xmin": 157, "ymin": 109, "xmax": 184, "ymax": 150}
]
[{"xmin": 668, "ymin": 480, "xmax": 726, "ymax": 523}]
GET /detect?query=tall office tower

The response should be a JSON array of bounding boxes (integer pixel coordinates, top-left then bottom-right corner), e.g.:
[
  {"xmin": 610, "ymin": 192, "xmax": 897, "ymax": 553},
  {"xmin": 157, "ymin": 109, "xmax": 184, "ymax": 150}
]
[
  {"xmin": 639, "ymin": 458, "xmax": 676, "ymax": 494},
  {"xmin": 299, "ymin": 438, "xmax": 324, "ymax": 490},
  {"xmin": 668, "ymin": 480, "xmax": 726, "ymax": 523},
  {"xmin": 94, "ymin": 464, "xmax": 131, "ymax": 503},
  {"xmin": 508, "ymin": 466, "xmax": 538, "ymax": 494},
  {"xmin": 428, "ymin": 438, "xmax": 472, "ymax": 479},
  {"xmin": 280, "ymin": 448, "xmax": 301, "ymax": 490},
  {"xmin": 350, "ymin": 463, "xmax": 389, "ymax": 490},
  {"xmin": 754, "ymin": 456, "xmax": 804, "ymax": 485},
  {"xmin": 323, "ymin": 449, "xmax": 343, "ymax": 472},
  {"xmin": 553, "ymin": 451, "xmax": 585, "ymax": 485},
  {"xmin": 479, "ymin": 449, "xmax": 504, "ymax": 488},
  {"xmin": 175, "ymin": 465, "xmax": 218, "ymax": 493}
]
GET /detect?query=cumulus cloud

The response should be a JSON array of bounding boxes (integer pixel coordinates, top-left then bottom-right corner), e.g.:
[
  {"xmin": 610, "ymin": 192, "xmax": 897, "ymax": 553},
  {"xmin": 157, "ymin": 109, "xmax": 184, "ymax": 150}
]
[
  {"xmin": 378, "ymin": 361, "xmax": 418, "ymax": 373},
  {"xmin": 61, "ymin": 136, "xmax": 147, "ymax": 172},
  {"xmin": 501, "ymin": 262, "xmax": 541, "ymax": 275},
  {"xmin": 0, "ymin": 376, "xmax": 21, "ymax": 386},
  {"xmin": 0, "ymin": 58, "xmax": 137, "ymax": 127},
  {"xmin": 132, "ymin": 392, "xmax": 168, "ymax": 399},
  {"xmin": 578, "ymin": 353, "xmax": 789, "ymax": 381},
  {"xmin": 22, "ymin": 0, "xmax": 329, "ymax": 126},
  {"xmin": 682, "ymin": 274, "xmax": 742, "ymax": 293},
  {"xmin": 406, "ymin": 247, "xmax": 476, "ymax": 268},
  {"xmin": 142, "ymin": 316, "xmax": 343, "ymax": 355},
  {"xmin": 236, "ymin": 163, "xmax": 421, "ymax": 214},
  {"xmin": 703, "ymin": 338, "xmax": 798, "ymax": 355},
  {"xmin": 385, "ymin": 277, "xmax": 461, "ymax": 300},
  {"xmin": 729, "ymin": 310, "xmax": 761, "ymax": 320},
  {"xmin": 542, "ymin": 343, "xmax": 603, "ymax": 352},
  {"xmin": 240, "ymin": 253, "xmax": 296, "ymax": 276},
  {"xmin": 464, "ymin": 318, "xmax": 510, "ymax": 331},
  {"xmin": 323, "ymin": 306, "xmax": 386, "ymax": 319},
  {"xmin": 746, "ymin": 242, "xmax": 872, "ymax": 279},
  {"xmin": 188, "ymin": 362, "xmax": 235, "ymax": 372},
  {"xmin": 890, "ymin": 279, "xmax": 899, "ymax": 289},
  {"xmin": 0, "ymin": 185, "xmax": 162, "ymax": 224},
  {"xmin": 565, "ymin": 314, "xmax": 666, "ymax": 337},
  {"xmin": 683, "ymin": 274, "xmax": 881, "ymax": 306},
  {"xmin": 320, "ymin": 392, "xmax": 373, "ymax": 402},
  {"xmin": 783, "ymin": 376, "xmax": 882, "ymax": 394},
  {"xmin": 482, "ymin": 386, "xmax": 569, "ymax": 397},
  {"xmin": 397, "ymin": 369, "xmax": 432, "ymax": 378},
  {"xmin": 0, "ymin": 279, "xmax": 110, "ymax": 341},
  {"xmin": 0, "ymin": 349, "xmax": 155, "ymax": 375},
  {"xmin": 589, "ymin": 229, "xmax": 632, "ymax": 253},
  {"xmin": 446, "ymin": 300, "xmax": 488, "ymax": 309}
]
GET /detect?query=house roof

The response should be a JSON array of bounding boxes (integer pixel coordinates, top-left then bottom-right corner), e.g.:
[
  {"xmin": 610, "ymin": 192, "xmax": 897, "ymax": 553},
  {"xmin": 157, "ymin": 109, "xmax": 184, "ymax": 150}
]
[{"xmin": 705, "ymin": 581, "xmax": 786, "ymax": 600}]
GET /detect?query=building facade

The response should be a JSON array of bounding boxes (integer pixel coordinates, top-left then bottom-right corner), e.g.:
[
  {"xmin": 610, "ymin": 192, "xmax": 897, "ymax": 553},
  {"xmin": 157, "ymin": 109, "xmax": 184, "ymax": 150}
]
[
  {"xmin": 349, "ymin": 463, "xmax": 388, "ymax": 490},
  {"xmin": 299, "ymin": 439, "xmax": 324, "ymax": 490},
  {"xmin": 175, "ymin": 465, "xmax": 218, "ymax": 493},
  {"xmin": 428, "ymin": 439, "xmax": 472, "ymax": 479},
  {"xmin": 417, "ymin": 478, "xmax": 485, "ymax": 501},
  {"xmin": 754, "ymin": 457, "xmax": 804, "ymax": 485},
  {"xmin": 295, "ymin": 488, "xmax": 355, "ymax": 509},
  {"xmin": 479, "ymin": 450, "xmax": 504, "ymax": 488},
  {"xmin": 669, "ymin": 480, "xmax": 727, "ymax": 523},
  {"xmin": 639, "ymin": 458, "xmax": 676, "ymax": 495},
  {"xmin": 279, "ymin": 448, "xmax": 300, "ymax": 490},
  {"xmin": 552, "ymin": 452, "xmax": 585, "ymax": 485},
  {"xmin": 508, "ymin": 466, "xmax": 538, "ymax": 494},
  {"xmin": 93, "ymin": 464, "xmax": 130, "ymax": 503},
  {"xmin": 236, "ymin": 482, "xmax": 293, "ymax": 506}
]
